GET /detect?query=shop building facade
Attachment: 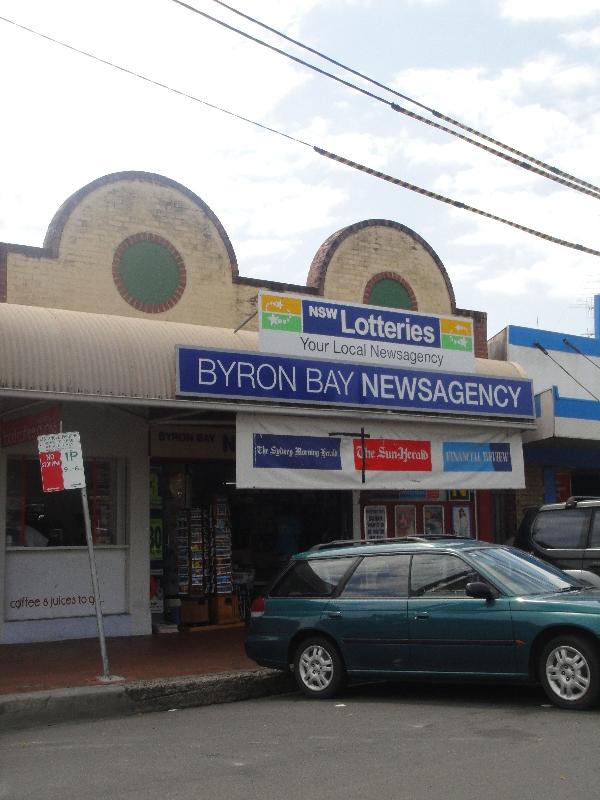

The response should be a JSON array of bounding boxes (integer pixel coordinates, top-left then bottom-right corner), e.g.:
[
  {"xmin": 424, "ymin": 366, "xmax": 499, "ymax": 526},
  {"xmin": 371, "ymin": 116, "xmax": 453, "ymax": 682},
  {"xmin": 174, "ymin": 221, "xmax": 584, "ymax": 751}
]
[
  {"xmin": 490, "ymin": 301, "xmax": 600, "ymax": 529},
  {"xmin": 0, "ymin": 171, "xmax": 533, "ymax": 644}
]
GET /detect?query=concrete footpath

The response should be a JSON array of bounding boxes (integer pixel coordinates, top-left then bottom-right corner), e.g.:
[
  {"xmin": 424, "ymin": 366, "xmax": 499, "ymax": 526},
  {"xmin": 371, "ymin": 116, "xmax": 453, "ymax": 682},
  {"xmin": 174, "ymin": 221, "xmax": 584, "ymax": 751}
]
[
  {"xmin": 0, "ymin": 668, "xmax": 295, "ymax": 731},
  {"xmin": 0, "ymin": 628, "xmax": 295, "ymax": 731}
]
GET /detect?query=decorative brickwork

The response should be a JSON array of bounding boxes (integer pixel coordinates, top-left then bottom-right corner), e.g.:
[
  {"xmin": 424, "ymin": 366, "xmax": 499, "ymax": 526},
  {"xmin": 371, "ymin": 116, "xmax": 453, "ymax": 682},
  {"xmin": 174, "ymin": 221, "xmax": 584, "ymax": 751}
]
[
  {"xmin": 515, "ymin": 464, "xmax": 545, "ymax": 524},
  {"xmin": 456, "ymin": 307, "xmax": 488, "ymax": 359},
  {"xmin": 363, "ymin": 271, "xmax": 417, "ymax": 310},
  {"xmin": 307, "ymin": 219, "xmax": 456, "ymax": 311},
  {"xmin": 44, "ymin": 171, "xmax": 238, "ymax": 276},
  {"xmin": 3, "ymin": 174, "xmax": 489, "ymax": 344},
  {"xmin": 112, "ymin": 232, "xmax": 186, "ymax": 313}
]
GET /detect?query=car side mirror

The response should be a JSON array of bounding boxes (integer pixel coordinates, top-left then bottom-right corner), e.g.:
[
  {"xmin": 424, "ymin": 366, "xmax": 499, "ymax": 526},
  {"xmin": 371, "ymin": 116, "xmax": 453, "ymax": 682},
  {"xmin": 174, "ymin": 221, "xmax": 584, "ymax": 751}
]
[{"xmin": 465, "ymin": 581, "xmax": 494, "ymax": 601}]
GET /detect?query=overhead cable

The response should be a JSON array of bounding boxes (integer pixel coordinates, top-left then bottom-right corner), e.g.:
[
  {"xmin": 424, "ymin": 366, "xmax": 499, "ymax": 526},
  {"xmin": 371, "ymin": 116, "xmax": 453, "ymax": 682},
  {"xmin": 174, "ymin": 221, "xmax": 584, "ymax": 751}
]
[
  {"xmin": 533, "ymin": 343, "xmax": 600, "ymax": 400},
  {"xmin": 205, "ymin": 0, "xmax": 600, "ymax": 197},
  {"xmin": 1, "ymin": 14, "xmax": 598, "ymax": 259},
  {"xmin": 170, "ymin": 0, "xmax": 600, "ymax": 201},
  {"xmin": 314, "ymin": 148, "xmax": 600, "ymax": 257},
  {"xmin": 563, "ymin": 338, "xmax": 600, "ymax": 372}
]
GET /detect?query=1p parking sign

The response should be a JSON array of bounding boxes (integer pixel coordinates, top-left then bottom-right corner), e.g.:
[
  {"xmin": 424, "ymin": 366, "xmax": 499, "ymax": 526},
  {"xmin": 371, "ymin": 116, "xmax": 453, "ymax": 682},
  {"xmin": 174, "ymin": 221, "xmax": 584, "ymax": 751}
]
[{"xmin": 37, "ymin": 431, "xmax": 86, "ymax": 492}]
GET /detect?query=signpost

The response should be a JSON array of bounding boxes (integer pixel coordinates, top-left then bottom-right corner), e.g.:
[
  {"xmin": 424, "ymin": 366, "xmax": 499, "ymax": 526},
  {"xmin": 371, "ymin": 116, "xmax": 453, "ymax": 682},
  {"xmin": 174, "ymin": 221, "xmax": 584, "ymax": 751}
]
[{"xmin": 37, "ymin": 431, "xmax": 113, "ymax": 681}]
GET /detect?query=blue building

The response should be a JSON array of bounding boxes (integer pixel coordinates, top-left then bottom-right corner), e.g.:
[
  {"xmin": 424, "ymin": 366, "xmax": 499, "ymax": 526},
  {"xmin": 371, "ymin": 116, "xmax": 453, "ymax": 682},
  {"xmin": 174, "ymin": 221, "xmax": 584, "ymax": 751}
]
[{"xmin": 489, "ymin": 296, "xmax": 600, "ymax": 531}]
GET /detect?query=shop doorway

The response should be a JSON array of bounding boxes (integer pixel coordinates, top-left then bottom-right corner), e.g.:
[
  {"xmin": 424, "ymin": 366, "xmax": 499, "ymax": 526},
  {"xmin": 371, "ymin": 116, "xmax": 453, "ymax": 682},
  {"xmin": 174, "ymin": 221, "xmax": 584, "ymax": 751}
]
[
  {"xmin": 149, "ymin": 459, "xmax": 352, "ymax": 631},
  {"xmin": 571, "ymin": 471, "xmax": 600, "ymax": 497}
]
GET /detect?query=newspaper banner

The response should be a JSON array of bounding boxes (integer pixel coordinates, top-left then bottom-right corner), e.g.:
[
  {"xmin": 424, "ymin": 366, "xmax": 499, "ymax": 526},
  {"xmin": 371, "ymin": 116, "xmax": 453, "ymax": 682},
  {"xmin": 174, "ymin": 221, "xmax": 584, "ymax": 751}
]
[{"xmin": 236, "ymin": 413, "xmax": 525, "ymax": 490}]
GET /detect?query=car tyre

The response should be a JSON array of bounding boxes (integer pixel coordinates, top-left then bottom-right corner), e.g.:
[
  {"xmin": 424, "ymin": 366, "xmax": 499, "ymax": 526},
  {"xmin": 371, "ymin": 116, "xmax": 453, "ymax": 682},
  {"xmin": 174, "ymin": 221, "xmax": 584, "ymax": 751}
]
[
  {"xmin": 539, "ymin": 635, "xmax": 600, "ymax": 710},
  {"xmin": 293, "ymin": 636, "xmax": 345, "ymax": 699}
]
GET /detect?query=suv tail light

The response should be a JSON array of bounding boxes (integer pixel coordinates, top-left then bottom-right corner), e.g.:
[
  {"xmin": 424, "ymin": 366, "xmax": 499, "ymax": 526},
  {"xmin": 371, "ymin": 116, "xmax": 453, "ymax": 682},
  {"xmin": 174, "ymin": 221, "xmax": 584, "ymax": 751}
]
[{"xmin": 251, "ymin": 596, "xmax": 266, "ymax": 618}]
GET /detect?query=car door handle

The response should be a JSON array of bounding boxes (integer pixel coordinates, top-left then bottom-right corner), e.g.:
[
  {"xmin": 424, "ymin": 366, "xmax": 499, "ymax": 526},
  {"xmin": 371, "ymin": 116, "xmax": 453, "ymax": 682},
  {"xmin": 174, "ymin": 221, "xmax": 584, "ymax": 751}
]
[
  {"xmin": 326, "ymin": 611, "xmax": 342, "ymax": 618},
  {"xmin": 414, "ymin": 612, "xmax": 430, "ymax": 620}
]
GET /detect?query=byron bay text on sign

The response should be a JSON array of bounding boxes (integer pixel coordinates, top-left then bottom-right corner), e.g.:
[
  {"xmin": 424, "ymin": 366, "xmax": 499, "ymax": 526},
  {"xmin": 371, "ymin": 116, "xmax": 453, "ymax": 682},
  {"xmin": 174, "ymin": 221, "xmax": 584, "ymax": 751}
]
[
  {"xmin": 177, "ymin": 347, "xmax": 534, "ymax": 419},
  {"xmin": 259, "ymin": 291, "xmax": 475, "ymax": 373}
]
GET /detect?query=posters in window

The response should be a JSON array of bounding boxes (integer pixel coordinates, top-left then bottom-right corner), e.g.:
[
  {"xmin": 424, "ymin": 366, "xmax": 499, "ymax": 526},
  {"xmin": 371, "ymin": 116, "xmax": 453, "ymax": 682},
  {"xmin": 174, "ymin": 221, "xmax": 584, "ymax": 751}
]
[
  {"xmin": 423, "ymin": 505, "xmax": 444, "ymax": 535},
  {"xmin": 394, "ymin": 505, "xmax": 416, "ymax": 537},
  {"xmin": 364, "ymin": 505, "xmax": 387, "ymax": 539},
  {"xmin": 452, "ymin": 506, "xmax": 471, "ymax": 537}
]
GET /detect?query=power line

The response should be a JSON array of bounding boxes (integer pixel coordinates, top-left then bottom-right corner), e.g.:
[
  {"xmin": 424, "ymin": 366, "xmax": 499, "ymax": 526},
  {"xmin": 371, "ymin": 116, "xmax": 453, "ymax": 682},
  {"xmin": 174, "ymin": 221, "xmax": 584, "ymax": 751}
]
[
  {"xmin": 170, "ymin": 0, "xmax": 600, "ymax": 201},
  {"xmin": 1, "ymin": 14, "xmax": 598, "ymax": 259},
  {"xmin": 315, "ymin": 148, "xmax": 600, "ymax": 257},
  {"xmin": 205, "ymin": 0, "xmax": 600, "ymax": 197},
  {"xmin": 563, "ymin": 338, "xmax": 600, "ymax": 372},
  {"xmin": 0, "ymin": 15, "xmax": 311, "ymax": 148},
  {"xmin": 533, "ymin": 343, "xmax": 600, "ymax": 400}
]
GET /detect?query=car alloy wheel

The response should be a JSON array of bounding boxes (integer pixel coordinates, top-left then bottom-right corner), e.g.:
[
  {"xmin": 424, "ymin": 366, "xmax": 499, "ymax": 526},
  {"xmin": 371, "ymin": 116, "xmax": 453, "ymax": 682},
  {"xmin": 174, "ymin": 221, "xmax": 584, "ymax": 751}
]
[
  {"xmin": 540, "ymin": 635, "xmax": 600, "ymax": 710},
  {"xmin": 294, "ymin": 637, "xmax": 344, "ymax": 699}
]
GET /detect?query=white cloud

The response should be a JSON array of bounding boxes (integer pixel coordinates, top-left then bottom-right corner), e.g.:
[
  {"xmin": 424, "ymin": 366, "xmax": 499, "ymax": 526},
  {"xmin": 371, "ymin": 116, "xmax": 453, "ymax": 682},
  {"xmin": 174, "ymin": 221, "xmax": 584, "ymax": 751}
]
[
  {"xmin": 499, "ymin": 0, "xmax": 600, "ymax": 21},
  {"xmin": 235, "ymin": 237, "xmax": 298, "ymax": 260},
  {"xmin": 563, "ymin": 26, "xmax": 600, "ymax": 46}
]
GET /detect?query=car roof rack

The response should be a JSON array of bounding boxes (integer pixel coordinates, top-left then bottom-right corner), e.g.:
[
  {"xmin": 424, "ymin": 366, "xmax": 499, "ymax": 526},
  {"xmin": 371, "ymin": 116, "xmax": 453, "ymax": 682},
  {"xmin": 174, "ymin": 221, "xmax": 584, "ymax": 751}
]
[
  {"xmin": 309, "ymin": 534, "xmax": 472, "ymax": 551},
  {"xmin": 564, "ymin": 496, "xmax": 600, "ymax": 509}
]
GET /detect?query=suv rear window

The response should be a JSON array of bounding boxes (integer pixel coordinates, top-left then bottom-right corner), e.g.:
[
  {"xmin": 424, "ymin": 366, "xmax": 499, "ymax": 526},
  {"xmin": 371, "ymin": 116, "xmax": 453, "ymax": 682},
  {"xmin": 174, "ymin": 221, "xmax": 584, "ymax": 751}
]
[
  {"xmin": 271, "ymin": 557, "xmax": 356, "ymax": 598},
  {"xmin": 532, "ymin": 509, "xmax": 590, "ymax": 549}
]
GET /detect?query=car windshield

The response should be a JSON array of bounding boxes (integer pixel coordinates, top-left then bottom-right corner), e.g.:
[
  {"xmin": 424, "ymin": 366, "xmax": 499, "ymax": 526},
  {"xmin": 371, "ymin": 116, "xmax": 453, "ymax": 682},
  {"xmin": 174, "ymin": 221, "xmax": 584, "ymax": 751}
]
[{"xmin": 470, "ymin": 547, "xmax": 582, "ymax": 596}]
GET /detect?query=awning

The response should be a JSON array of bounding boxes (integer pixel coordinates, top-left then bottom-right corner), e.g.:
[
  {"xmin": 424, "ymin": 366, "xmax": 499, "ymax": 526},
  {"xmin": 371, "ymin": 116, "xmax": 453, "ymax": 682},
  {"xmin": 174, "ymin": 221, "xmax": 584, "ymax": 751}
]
[{"xmin": 0, "ymin": 303, "xmax": 533, "ymax": 427}]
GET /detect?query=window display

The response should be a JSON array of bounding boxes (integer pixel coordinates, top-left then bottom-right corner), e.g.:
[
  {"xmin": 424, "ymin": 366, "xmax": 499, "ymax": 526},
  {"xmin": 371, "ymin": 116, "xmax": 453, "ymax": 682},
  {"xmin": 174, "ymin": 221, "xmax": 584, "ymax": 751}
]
[{"xmin": 5, "ymin": 457, "xmax": 123, "ymax": 547}]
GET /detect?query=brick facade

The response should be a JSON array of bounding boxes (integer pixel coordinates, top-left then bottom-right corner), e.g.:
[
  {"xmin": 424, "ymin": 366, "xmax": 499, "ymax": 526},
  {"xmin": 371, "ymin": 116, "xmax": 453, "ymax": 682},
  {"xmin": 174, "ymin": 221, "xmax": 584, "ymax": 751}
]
[
  {"xmin": 1, "ymin": 172, "xmax": 487, "ymax": 348},
  {"xmin": 515, "ymin": 464, "xmax": 545, "ymax": 524}
]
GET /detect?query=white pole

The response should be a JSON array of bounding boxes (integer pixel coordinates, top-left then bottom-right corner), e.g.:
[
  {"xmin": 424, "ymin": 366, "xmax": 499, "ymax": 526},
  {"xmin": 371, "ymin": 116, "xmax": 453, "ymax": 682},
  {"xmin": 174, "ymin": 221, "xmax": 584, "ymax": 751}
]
[{"xmin": 81, "ymin": 485, "xmax": 111, "ymax": 680}]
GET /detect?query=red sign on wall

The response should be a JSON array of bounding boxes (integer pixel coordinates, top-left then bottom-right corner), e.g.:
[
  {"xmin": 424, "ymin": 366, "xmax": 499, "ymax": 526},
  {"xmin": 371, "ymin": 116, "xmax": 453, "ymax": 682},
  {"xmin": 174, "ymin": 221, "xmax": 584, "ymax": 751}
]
[
  {"xmin": 555, "ymin": 471, "xmax": 572, "ymax": 503},
  {"xmin": 1, "ymin": 407, "xmax": 60, "ymax": 448},
  {"xmin": 39, "ymin": 451, "xmax": 65, "ymax": 492},
  {"xmin": 353, "ymin": 439, "xmax": 432, "ymax": 472}
]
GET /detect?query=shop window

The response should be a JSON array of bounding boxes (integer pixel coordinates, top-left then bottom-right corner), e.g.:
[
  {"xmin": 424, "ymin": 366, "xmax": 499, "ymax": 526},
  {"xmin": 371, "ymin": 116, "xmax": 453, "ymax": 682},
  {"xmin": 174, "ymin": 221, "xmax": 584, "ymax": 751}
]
[
  {"xmin": 366, "ymin": 278, "xmax": 414, "ymax": 310},
  {"xmin": 5, "ymin": 457, "xmax": 126, "ymax": 548}
]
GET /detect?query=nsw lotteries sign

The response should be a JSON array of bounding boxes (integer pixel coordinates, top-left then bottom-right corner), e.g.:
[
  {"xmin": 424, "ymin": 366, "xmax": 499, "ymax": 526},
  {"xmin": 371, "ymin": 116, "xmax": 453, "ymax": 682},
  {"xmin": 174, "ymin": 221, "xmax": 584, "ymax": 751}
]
[{"xmin": 258, "ymin": 291, "xmax": 475, "ymax": 373}]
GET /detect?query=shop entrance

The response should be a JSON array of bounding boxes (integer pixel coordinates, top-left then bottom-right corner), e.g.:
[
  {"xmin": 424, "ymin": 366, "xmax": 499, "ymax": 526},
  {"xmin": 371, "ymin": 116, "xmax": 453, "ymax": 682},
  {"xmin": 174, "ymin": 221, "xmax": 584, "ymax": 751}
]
[{"xmin": 149, "ymin": 458, "xmax": 352, "ymax": 631}]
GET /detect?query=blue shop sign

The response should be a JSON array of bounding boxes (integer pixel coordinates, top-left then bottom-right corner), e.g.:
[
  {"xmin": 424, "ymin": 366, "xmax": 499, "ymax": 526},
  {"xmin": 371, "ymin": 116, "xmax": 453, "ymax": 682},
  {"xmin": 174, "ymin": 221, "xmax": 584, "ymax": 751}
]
[{"xmin": 176, "ymin": 347, "xmax": 535, "ymax": 419}]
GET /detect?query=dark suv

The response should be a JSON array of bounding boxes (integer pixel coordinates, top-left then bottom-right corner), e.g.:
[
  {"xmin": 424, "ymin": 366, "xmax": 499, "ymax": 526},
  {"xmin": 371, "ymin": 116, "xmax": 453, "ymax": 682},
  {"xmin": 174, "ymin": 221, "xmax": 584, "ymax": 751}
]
[{"xmin": 514, "ymin": 497, "xmax": 600, "ymax": 587}]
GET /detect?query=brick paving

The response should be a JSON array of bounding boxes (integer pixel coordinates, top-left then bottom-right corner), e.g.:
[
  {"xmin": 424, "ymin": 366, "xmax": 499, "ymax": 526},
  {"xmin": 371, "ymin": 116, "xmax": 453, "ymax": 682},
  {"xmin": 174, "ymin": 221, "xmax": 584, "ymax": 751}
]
[{"xmin": 0, "ymin": 626, "xmax": 257, "ymax": 695}]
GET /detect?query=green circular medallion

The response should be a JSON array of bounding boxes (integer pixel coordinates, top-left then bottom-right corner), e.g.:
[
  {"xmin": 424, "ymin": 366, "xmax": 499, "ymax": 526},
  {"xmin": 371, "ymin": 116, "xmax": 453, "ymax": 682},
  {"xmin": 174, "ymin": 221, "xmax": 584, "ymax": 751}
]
[{"xmin": 113, "ymin": 234, "xmax": 186, "ymax": 312}]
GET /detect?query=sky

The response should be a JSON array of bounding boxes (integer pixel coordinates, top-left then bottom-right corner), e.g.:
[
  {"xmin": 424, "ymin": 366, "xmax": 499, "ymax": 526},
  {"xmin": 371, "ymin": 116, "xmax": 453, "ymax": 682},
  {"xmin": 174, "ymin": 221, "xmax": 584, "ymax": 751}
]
[{"xmin": 1, "ymin": 0, "xmax": 599, "ymax": 339}]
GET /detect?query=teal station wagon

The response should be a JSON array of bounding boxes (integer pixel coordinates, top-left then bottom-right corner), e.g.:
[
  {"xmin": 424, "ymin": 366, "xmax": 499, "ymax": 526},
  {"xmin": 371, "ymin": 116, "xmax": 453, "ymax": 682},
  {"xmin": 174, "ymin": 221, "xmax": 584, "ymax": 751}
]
[{"xmin": 245, "ymin": 538, "xmax": 600, "ymax": 709}]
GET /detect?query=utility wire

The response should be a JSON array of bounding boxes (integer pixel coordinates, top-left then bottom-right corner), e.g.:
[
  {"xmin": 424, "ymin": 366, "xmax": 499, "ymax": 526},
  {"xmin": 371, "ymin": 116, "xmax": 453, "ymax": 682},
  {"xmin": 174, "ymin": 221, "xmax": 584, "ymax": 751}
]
[
  {"xmin": 563, "ymin": 338, "xmax": 600, "ymax": 372},
  {"xmin": 205, "ymin": 0, "xmax": 600, "ymax": 197},
  {"xmin": 170, "ymin": 0, "xmax": 600, "ymax": 201},
  {"xmin": 0, "ymin": 15, "xmax": 311, "ymax": 147},
  {"xmin": 315, "ymin": 148, "xmax": 600, "ymax": 257},
  {"xmin": 533, "ymin": 342, "xmax": 600, "ymax": 401},
  {"xmin": 1, "ymin": 14, "xmax": 598, "ymax": 259}
]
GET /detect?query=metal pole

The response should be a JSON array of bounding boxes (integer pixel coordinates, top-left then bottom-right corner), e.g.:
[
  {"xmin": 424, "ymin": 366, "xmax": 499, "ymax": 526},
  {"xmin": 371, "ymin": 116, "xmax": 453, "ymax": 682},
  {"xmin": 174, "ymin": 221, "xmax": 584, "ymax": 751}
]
[
  {"xmin": 360, "ymin": 426, "xmax": 366, "ymax": 484},
  {"xmin": 81, "ymin": 485, "xmax": 111, "ymax": 680}
]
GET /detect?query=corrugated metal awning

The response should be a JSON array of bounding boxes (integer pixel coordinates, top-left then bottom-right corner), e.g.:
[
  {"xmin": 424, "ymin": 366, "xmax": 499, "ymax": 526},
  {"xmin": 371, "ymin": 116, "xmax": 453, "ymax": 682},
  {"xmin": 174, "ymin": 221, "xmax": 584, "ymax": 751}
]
[{"xmin": 0, "ymin": 304, "xmax": 531, "ymax": 426}]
